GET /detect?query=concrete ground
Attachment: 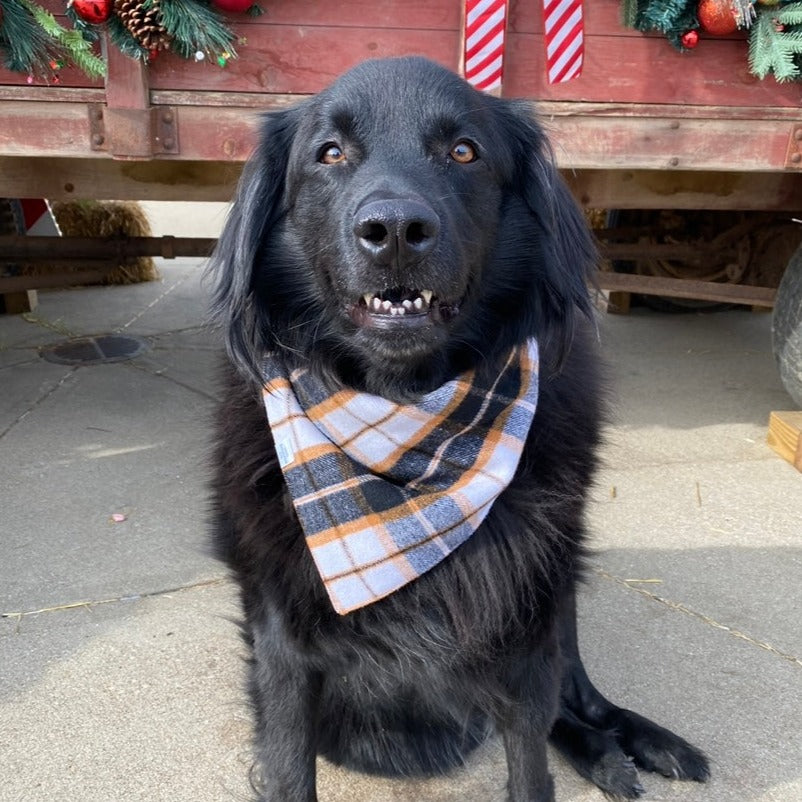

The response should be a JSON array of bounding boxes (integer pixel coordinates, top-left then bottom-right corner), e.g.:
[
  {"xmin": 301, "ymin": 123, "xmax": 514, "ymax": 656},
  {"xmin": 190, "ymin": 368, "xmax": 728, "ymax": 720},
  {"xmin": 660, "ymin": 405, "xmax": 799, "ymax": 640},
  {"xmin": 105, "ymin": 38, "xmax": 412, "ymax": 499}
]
[{"xmin": 1, "ymin": 248, "xmax": 800, "ymax": 802}]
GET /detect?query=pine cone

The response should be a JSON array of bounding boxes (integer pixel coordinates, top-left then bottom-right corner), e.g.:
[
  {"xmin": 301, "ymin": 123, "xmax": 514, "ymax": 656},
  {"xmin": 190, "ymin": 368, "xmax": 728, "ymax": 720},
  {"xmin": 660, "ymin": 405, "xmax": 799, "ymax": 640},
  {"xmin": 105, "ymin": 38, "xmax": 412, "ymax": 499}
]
[{"xmin": 114, "ymin": 0, "xmax": 173, "ymax": 52}]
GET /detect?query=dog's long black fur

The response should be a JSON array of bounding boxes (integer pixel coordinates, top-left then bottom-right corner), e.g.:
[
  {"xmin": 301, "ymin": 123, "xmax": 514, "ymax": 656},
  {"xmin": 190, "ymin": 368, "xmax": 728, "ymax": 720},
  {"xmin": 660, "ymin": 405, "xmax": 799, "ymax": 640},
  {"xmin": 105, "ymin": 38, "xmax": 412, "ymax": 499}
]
[{"xmin": 207, "ymin": 57, "xmax": 710, "ymax": 802}]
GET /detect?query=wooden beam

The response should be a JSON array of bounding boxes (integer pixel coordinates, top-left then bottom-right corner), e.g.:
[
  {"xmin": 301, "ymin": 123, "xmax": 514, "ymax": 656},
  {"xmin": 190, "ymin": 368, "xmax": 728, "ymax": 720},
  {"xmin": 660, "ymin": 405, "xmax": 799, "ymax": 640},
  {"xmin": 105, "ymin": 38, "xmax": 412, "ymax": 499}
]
[
  {"xmin": 0, "ymin": 272, "xmax": 114, "ymax": 293},
  {"xmin": 565, "ymin": 169, "xmax": 802, "ymax": 211},
  {"xmin": 2, "ymin": 98, "xmax": 800, "ymax": 171},
  {"xmin": 0, "ymin": 235, "xmax": 217, "ymax": 261},
  {"xmin": 0, "ymin": 157, "xmax": 241, "ymax": 201},
  {"xmin": 0, "ymin": 290, "xmax": 38, "ymax": 313},
  {"xmin": 595, "ymin": 272, "xmax": 776, "ymax": 307},
  {"xmin": 768, "ymin": 411, "xmax": 802, "ymax": 471}
]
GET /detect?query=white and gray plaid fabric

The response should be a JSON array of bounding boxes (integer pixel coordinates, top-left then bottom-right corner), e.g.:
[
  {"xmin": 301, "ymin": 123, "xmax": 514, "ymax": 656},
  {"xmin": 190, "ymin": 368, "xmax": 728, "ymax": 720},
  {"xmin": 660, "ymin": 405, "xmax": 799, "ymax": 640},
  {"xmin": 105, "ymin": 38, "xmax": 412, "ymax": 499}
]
[{"xmin": 262, "ymin": 339, "xmax": 539, "ymax": 614}]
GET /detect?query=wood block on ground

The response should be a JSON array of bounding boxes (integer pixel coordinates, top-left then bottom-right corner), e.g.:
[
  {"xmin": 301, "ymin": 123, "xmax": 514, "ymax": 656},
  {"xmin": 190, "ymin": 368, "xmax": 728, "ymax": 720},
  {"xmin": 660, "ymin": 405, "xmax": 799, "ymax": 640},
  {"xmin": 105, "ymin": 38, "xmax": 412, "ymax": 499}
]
[
  {"xmin": 0, "ymin": 290, "xmax": 37, "ymax": 314},
  {"xmin": 767, "ymin": 411, "xmax": 802, "ymax": 472}
]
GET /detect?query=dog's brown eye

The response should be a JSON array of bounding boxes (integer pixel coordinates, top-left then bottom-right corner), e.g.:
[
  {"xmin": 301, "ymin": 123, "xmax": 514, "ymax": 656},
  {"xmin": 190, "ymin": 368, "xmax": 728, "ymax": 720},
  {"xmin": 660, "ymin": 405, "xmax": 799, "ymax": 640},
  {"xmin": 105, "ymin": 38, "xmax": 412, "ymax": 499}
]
[
  {"xmin": 450, "ymin": 141, "xmax": 477, "ymax": 164},
  {"xmin": 320, "ymin": 144, "xmax": 346, "ymax": 165}
]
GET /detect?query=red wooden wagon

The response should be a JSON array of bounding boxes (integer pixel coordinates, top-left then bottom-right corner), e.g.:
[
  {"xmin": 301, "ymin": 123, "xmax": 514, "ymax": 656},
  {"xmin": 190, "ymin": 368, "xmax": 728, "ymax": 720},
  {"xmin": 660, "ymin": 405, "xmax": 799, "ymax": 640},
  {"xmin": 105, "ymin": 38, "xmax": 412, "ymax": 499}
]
[{"xmin": 2, "ymin": 0, "xmax": 802, "ymax": 402}]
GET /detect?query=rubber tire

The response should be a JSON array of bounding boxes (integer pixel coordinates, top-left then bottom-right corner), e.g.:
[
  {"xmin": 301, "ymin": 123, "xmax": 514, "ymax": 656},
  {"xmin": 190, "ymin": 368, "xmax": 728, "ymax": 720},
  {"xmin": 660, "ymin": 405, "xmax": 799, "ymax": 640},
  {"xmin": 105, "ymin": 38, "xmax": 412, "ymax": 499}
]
[{"xmin": 773, "ymin": 244, "xmax": 802, "ymax": 408}]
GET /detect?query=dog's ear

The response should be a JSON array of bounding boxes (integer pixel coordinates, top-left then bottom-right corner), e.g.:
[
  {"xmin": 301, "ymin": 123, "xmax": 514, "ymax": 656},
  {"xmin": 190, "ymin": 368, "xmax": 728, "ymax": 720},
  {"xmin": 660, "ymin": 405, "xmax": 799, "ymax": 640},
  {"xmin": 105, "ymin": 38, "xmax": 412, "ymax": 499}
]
[
  {"xmin": 206, "ymin": 104, "xmax": 305, "ymax": 383},
  {"xmin": 497, "ymin": 100, "xmax": 597, "ymax": 366}
]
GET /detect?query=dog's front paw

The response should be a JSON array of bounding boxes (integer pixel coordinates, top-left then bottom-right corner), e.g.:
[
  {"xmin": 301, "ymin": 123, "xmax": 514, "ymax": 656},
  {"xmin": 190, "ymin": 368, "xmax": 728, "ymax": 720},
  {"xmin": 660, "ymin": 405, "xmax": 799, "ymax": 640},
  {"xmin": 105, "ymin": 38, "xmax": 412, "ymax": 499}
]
[
  {"xmin": 614, "ymin": 709, "xmax": 710, "ymax": 782},
  {"xmin": 590, "ymin": 751, "xmax": 645, "ymax": 799}
]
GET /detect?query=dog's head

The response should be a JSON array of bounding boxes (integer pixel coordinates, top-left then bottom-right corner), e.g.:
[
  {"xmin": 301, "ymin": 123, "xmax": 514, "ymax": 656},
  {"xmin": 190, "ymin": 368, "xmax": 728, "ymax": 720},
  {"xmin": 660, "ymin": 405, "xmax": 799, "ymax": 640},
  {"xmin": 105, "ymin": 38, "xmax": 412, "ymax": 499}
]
[{"xmin": 208, "ymin": 57, "xmax": 596, "ymax": 398}]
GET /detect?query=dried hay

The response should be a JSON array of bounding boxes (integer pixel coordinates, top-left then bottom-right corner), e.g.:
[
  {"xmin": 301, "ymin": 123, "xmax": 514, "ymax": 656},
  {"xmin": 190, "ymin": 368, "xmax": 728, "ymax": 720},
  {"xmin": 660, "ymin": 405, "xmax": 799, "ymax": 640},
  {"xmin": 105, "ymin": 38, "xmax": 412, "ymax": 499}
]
[{"xmin": 21, "ymin": 201, "xmax": 159, "ymax": 285}]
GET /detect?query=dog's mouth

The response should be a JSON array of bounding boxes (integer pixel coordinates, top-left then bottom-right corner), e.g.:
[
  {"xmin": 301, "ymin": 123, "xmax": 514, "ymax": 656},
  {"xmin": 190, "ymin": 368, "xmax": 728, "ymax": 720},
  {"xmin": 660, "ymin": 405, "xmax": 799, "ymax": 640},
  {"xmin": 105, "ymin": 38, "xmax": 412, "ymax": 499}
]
[{"xmin": 349, "ymin": 286, "xmax": 460, "ymax": 329}]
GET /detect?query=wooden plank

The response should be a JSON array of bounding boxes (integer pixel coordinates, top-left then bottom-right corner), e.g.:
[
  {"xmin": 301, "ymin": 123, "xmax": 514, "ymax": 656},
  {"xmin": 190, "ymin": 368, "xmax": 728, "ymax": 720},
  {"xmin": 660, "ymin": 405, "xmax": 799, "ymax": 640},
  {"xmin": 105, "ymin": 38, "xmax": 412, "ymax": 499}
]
[
  {"xmin": 0, "ymin": 156, "xmax": 242, "ymax": 201},
  {"xmin": 0, "ymin": 272, "xmax": 114, "ymax": 293},
  {"xmin": 538, "ymin": 101, "xmax": 802, "ymax": 123},
  {"xmin": 146, "ymin": 27, "xmax": 462, "ymax": 94},
  {"xmin": 150, "ymin": 90, "xmax": 302, "ymax": 108},
  {"xmin": 233, "ymin": 0, "xmax": 460, "ymax": 29},
  {"xmin": 565, "ymin": 169, "xmax": 802, "ymax": 211},
  {"xmin": 2, "ymin": 0, "xmax": 800, "ymax": 112},
  {"xmin": 2, "ymin": 99, "xmax": 797, "ymax": 172},
  {"xmin": 596, "ymin": 272, "xmax": 776, "ymax": 307},
  {"xmin": 767, "ymin": 411, "xmax": 802, "ymax": 471},
  {"xmin": 505, "ymin": 32, "xmax": 802, "ymax": 108},
  {"xmin": 0, "ymin": 235, "xmax": 217, "ymax": 261},
  {"xmin": 545, "ymin": 116, "xmax": 793, "ymax": 171},
  {"xmin": 0, "ymin": 86, "xmax": 105, "ymax": 103},
  {"xmin": 105, "ymin": 38, "xmax": 148, "ymax": 110}
]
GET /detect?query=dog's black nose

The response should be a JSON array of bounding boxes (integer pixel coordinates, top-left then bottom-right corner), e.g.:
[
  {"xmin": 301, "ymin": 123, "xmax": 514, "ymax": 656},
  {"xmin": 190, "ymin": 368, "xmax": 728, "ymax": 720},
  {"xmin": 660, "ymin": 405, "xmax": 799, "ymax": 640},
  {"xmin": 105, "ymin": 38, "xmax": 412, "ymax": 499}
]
[{"xmin": 353, "ymin": 199, "xmax": 439, "ymax": 265}]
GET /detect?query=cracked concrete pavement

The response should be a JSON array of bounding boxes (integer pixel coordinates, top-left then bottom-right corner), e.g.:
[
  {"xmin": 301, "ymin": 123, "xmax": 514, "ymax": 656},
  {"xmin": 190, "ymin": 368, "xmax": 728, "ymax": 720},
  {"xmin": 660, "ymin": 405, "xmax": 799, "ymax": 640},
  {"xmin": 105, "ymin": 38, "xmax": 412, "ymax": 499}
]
[{"xmin": 1, "ymin": 244, "xmax": 800, "ymax": 802}]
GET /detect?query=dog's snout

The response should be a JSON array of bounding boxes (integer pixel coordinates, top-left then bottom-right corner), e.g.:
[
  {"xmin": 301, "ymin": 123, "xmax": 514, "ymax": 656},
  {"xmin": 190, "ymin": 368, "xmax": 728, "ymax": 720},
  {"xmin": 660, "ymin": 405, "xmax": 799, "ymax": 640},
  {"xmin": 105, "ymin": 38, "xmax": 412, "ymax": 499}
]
[{"xmin": 353, "ymin": 199, "xmax": 439, "ymax": 265}]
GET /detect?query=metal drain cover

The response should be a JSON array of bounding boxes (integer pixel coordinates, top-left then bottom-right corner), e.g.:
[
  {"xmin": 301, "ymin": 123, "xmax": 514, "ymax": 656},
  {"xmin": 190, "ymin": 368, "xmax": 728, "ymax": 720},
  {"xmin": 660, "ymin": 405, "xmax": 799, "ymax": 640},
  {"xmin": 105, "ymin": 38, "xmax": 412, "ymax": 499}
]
[{"xmin": 41, "ymin": 334, "xmax": 148, "ymax": 365}]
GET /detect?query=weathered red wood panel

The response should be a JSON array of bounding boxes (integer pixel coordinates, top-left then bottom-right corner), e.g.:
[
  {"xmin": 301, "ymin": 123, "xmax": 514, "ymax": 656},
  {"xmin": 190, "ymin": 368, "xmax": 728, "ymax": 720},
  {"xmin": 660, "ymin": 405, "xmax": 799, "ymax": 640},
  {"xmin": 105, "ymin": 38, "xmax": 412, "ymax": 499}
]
[
  {"xmin": 2, "ymin": 0, "xmax": 801, "ymax": 108},
  {"xmin": 146, "ymin": 27, "xmax": 462, "ymax": 94}
]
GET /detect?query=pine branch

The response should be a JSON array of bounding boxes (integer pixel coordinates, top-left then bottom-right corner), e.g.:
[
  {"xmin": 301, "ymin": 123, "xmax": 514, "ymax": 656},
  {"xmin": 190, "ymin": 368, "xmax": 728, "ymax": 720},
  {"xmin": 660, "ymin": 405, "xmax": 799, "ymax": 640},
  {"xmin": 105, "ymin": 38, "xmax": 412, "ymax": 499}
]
[
  {"xmin": 778, "ymin": 4, "xmax": 802, "ymax": 26},
  {"xmin": 20, "ymin": 0, "xmax": 105, "ymax": 78},
  {"xmin": 636, "ymin": 0, "xmax": 692, "ymax": 33},
  {"xmin": 66, "ymin": 4, "xmax": 100, "ymax": 42},
  {"xmin": 749, "ymin": 8, "xmax": 802, "ymax": 82},
  {"xmin": 159, "ymin": 0, "xmax": 237, "ymax": 60},
  {"xmin": 0, "ymin": 0, "xmax": 60, "ymax": 75}
]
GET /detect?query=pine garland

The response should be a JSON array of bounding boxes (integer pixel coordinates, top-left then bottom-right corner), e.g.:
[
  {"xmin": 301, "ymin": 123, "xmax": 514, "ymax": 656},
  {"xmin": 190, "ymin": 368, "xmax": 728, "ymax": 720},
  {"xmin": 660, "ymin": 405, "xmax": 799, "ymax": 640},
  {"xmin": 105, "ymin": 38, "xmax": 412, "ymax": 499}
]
[
  {"xmin": 625, "ymin": 0, "xmax": 802, "ymax": 80},
  {"xmin": 628, "ymin": 0, "xmax": 699, "ymax": 50},
  {"xmin": 749, "ymin": 2, "xmax": 802, "ymax": 81},
  {"xmin": 0, "ymin": 0, "xmax": 61, "ymax": 75},
  {"xmin": 0, "ymin": 0, "xmax": 240, "ymax": 79},
  {"xmin": 20, "ymin": 0, "xmax": 105, "ymax": 77},
  {"xmin": 160, "ymin": 0, "xmax": 236, "ymax": 60}
]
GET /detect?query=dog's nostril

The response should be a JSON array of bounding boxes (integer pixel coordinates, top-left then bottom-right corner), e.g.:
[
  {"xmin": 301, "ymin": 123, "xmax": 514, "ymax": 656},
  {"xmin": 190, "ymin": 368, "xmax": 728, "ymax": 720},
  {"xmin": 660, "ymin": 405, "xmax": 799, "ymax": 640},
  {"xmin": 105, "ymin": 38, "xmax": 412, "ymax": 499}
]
[
  {"xmin": 405, "ymin": 221, "xmax": 426, "ymax": 246},
  {"xmin": 363, "ymin": 222, "xmax": 388, "ymax": 244}
]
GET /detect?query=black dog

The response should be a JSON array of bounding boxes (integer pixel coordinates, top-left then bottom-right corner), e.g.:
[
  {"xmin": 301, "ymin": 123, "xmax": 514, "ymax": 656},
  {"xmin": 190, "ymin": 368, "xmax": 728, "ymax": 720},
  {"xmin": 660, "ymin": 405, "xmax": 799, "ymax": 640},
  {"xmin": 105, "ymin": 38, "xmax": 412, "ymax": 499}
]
[{"xmin": 207, "ymin": 57, "xmax": 709, "ymax": 802}]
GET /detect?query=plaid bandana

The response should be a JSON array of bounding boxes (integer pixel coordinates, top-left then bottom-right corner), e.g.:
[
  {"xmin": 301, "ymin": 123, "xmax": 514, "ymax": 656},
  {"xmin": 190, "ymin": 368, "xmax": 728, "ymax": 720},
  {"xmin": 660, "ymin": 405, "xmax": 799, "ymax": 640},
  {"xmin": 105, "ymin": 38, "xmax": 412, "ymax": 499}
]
[{"xmin": 262, "ymin": 339, "xmax": 539, "ymax": 614}]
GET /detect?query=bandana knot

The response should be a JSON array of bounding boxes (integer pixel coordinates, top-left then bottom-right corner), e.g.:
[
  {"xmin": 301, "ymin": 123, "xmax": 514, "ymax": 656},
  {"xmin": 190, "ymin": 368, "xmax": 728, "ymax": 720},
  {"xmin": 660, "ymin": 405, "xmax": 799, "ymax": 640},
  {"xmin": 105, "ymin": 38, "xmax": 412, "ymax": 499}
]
[{"xmin": 262, "ymin": 339, "xmax": 539, "ymax": 614}]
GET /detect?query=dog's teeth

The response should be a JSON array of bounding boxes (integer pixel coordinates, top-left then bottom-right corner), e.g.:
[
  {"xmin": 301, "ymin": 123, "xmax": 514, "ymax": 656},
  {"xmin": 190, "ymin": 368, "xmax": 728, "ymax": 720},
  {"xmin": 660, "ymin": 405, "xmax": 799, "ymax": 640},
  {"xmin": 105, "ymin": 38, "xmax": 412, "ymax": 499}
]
[
  {"xmin": 402, "ymin": 299, "xmax": 413, "ymax": 311},
  {"xmin": 421, "ymin": 290, "xmax": 433, "ymax": 305},
  {"xmin": 381, "ymin": 300, "xmax": 392, "ymax": 312},
  {"xmin": 397, "ymin": 306, "xmax": 406, "ymax": 315},
  {"xmin": 389, "ymin": 306, "xmax": 399, "ymax": 316},
  {"xmin": 371, "ymin": 297, "xmax": 382, "ymax": 312},
  {"xmin": 362, "ymin": 293, "xmax": 374, "ymax": 307},
  {"xmin": 413, "ymin": 297, "xmax": 424, "ymax": 311}
]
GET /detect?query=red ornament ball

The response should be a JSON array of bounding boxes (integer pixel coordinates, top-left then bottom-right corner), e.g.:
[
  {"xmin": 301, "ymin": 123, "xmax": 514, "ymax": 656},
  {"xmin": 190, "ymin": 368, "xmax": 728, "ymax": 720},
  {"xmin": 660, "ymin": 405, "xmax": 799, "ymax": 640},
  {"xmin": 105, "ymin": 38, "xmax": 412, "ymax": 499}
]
[
  {"xmin": 70, "ymin": 0, "xmax": 113, "ymax": 24},
  {"xmin": 211, "ymin": 0, "xmax": 254, "ymax": 12},
  {"xmin": 681, "ymin": 29, "xmax": 700, "ymax": 49},
  {"xmin": 697, "ymin": 0, "xmax": 738, "ymax": 36}
]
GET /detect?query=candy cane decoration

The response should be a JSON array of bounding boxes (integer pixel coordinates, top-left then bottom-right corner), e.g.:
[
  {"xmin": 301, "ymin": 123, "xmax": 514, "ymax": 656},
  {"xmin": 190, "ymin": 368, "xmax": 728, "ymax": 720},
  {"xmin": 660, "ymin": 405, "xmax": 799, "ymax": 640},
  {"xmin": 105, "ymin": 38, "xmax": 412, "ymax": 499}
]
[
  {"xmin": 544, "ymin": 0, "xmax": 584, "ymax": 84},
  {"xmin": 464, "ymin": 0, "xmax": 508, "ymax": 93}
]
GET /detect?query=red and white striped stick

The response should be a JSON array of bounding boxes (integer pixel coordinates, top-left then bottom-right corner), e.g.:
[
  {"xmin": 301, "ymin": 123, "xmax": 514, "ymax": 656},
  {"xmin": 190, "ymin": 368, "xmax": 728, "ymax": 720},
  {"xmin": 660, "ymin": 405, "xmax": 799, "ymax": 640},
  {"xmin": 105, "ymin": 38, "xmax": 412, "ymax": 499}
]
[
  {"xmin": 543, "ymin": 0, "xmax": 584, "ymax": 84},
  {"xmin": 464, "ymin": 0, "xmax": 508, "ymax": 93}
]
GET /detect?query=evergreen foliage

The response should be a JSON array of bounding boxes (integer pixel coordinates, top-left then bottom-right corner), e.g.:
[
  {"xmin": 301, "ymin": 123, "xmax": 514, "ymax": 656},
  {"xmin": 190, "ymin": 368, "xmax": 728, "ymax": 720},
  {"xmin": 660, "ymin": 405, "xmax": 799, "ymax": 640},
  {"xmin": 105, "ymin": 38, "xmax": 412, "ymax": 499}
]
[
  {"xmin": 21, "ymin": 0, "xmax": 105, "ymax": 77},
  {"xmin": 749, "ymin": 2, "xmax": 802, "ymax": 81},
  {"xmin": 625, "ymin": 0, "xmax": 802, "ymax": 79},
  {"xmin": 629, "ymin": 0, "xmax": 698, "ymax": 50},
  {"xmin": 160, "ymin": 0, "xmax": 236, "ymax": 60},
  {"xmin": 0, "ymin": 0, "xmax": 238, "ymax": 79},
  {"xmin": 0, "ymin": 0, "xmax": 60, "ymax": 75}
]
